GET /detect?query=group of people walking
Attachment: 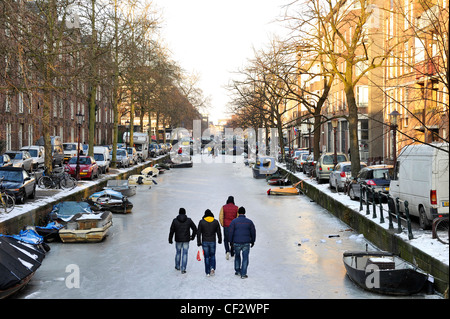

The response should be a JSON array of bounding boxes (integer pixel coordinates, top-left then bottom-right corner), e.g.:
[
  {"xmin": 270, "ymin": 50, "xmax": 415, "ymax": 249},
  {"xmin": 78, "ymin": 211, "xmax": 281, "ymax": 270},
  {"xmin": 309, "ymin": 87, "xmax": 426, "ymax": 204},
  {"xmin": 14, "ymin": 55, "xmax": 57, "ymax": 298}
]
[{"xmin": 168, "ymin": 196, "xmax": 256, "ymax": 279}]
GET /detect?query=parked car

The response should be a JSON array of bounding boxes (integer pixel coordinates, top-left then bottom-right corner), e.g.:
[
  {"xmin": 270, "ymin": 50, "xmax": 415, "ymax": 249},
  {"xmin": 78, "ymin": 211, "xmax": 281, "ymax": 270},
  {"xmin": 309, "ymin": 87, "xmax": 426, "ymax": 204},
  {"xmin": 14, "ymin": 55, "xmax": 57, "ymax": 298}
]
[
  {"xmin": 93, "ymin": 146, "xmax": 110, "ymax": 174},
  {"xmin": 123, "ymin": 147, "xmax": 138, "ymax": 165},
  {"xmin": 315, "ymin": 152, "xmax": 349, "ymax": 183},
  {"xmin": 64, "ymin": 156, "xmax": 99, "ymax": 180},
  {"xmin": 20, "ymin": 145, "xmax": 45, "ymax": 170},
  {"xmin": 389, "ymin": 142, "xmax": 449, "ymax": 229},
  {"xmin": 294, "ymin": 152, "xmax": 310, "ymax": 172},
  {"xmin": 113, "ymin": 149, "xmax": 130, "ymax": 168},
  {"xmin": 329, "ymin": 161, "xmax": 367, "ymax": 191},
  {"xmin": 149, "ymin": 143, "xmax": 160, "ymax": 157},
  {"xmin": 302, "ymin": 154, "xmax": 316, "ymax": 177},
  {"xmin": 348, "ymin": 165, "xmax": 394, "ymax": 201},
  {"xmin": 0, "ymin": 166, "xmax": 36, "ymax": 203},
  {"xmin": 0, "ymin": 154, "xmax": 12, "ymax": 167},
  {"xmin": 5, "ymin": 150, "xmax": 34, "ymax": 172}
]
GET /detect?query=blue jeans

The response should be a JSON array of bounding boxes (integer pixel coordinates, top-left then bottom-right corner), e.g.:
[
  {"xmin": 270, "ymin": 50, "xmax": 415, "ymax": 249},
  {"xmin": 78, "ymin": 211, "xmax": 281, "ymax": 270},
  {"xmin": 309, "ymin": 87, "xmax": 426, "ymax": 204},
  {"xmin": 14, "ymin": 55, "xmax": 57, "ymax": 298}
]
[
  {"xmin": 233, "ymin": 243, "xmax": 250, "ymax": 276},
  {"xmin": 202, "ymin": 241, "xmax": 216, "ymax": 275},
  {"xmin": 175, "ymin": 242, "xmax": 189, "ymax": 271},
  {"xmin": 223, "ymin": 227, "xmax": 234, "ymax": 256}
]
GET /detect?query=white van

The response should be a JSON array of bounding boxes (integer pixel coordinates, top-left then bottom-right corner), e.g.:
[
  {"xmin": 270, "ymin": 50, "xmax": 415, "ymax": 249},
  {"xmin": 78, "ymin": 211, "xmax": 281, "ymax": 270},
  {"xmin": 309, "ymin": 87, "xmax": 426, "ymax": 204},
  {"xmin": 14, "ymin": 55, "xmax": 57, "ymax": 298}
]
[
  {"xmin": 94, "ymin": 146, "xmax": 110, "ymax": 174},
  {"xmin": 389, "ymin": 142, "xmax": 449, "ymax": 229},
  {"xmin": 20, "ymin": 145, "xmax": 45, "ymax": 170}
]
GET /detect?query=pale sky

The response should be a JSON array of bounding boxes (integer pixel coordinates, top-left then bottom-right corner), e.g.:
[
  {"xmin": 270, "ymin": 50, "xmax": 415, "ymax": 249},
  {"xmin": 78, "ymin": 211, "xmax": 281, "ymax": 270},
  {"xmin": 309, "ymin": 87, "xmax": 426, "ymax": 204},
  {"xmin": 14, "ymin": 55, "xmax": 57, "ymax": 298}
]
[{"xmin": 153, "ymin": 0, "xmax": 291, "ymax": 124}]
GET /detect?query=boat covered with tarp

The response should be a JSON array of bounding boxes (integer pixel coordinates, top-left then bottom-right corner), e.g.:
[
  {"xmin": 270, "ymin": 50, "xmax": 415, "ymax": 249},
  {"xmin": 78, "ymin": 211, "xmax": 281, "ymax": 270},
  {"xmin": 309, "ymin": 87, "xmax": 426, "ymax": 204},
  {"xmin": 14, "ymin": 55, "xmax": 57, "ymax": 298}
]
[
  {"xmin": 33, "ymin": 222, "xmax": 64, "ymax": 243},
  {"xmin": 0, "ymin": 234, "xmax": 45, "ymax": 298},
  {"xmin": 2, "ymin": 229, "xmax": 50, "ymax": 254},
  {"xmin": 48, "ymin": 201, "xmax": 113, "ymax": 243},
  {"xmin": 87, "ymin": 189, "xmax": 133, "ymax": 214}
]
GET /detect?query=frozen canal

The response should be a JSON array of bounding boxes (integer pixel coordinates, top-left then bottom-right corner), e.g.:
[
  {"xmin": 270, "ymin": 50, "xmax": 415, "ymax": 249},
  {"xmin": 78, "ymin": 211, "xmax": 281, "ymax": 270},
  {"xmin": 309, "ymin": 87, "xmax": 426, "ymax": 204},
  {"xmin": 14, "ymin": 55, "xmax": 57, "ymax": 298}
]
[{"xmin": 16, "ymin": 154, "xmax": 434, "ymax": 299}]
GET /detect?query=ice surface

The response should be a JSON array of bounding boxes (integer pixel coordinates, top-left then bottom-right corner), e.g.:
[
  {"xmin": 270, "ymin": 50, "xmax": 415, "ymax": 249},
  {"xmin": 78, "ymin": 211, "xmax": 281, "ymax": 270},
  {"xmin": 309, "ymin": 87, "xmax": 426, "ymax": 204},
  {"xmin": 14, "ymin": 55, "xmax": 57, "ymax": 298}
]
[{"xmin": 13, "ymin": 154, "xmax": 442, "ymax": 299}]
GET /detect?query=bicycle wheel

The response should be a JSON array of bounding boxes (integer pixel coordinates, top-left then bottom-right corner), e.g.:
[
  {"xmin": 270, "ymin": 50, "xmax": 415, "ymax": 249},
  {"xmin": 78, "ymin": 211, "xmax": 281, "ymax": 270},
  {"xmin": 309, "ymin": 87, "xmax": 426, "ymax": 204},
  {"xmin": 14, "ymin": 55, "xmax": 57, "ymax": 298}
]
[
  {"xmin": 38, "ymin": 176, "xmax": 55, "ymax": 189},
  {"xmin": 60, "ymin": 177, "xmax": 77, "ymax": 190},
  {"xmin": 1, "ymin": 193, "xmax": 15, "ymax": 214},
  {"xmin": 435, "ymin": 218, "xmax": 449, "ymax": 245}
]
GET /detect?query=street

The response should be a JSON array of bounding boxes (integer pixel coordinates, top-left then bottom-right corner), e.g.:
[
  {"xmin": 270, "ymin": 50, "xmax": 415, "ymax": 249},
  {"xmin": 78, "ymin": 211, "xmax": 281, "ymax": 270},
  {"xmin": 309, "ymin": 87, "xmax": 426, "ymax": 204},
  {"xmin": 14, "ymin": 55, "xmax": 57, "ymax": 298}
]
[{"xmin": 15, "ymin": 154, "xmax": 437, "ymax": 299}]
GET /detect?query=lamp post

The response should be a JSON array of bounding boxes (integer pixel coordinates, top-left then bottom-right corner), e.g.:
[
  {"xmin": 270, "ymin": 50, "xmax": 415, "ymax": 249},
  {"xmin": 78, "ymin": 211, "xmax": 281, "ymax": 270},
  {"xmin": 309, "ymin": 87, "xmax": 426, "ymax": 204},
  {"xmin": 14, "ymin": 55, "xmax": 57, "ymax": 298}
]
[
  {"xmin": 75, "ymin": 112, "xmax": 84, "ymax": 180},
  {"xmin": 331, "ymin": 117, "xmax": 339, "ymax": 167},
  {"xmin": 389, "ymin": 110, "xmax": 400, "ymax": 165}
]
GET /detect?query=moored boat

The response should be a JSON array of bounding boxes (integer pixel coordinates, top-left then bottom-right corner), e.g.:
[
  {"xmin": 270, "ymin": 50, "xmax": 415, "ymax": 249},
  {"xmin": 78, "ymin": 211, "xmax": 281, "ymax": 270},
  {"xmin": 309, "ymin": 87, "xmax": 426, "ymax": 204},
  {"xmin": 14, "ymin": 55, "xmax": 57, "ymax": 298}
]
[
  {"xmin": 104, "ymin": 179, "xmax": 136, "ymax": 197},
  {"xmin": 87, "ymin": 189, "xmax": 133, "ymax": 214},
  {"xmin": 58, "ymin": 211, "xmax": 113, "ymax": 243},
  {"xmin": 267, "ymin": 181, "xmax": 301, "ymax": 195},
  {"xmin": 48, "ymin": 201, "xmax": 113, "ymax": 242},
  {"xmin": 252, "ymin": 157, "xmax": 276, "ymax": 179},
  {"xmin": 343, "ymin": 250, "xmax": 430, "ymax": 295},
  {"xmin": 0, "ymin": 235, "xmax": 45, "ymax": 298},
  {"xmin": 141, "ymin": 166, "xmax": 159, "ymax": 177}
]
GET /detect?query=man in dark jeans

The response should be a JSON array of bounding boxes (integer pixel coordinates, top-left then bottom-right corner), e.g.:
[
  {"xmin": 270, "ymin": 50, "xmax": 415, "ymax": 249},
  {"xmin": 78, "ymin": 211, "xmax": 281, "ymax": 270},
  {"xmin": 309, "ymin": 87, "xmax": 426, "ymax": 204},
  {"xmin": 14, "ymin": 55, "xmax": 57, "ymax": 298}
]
[
  {"xmin": 168, "ymin": 208, "xmax": 197, "ymax": 274},
  {"xmin": 228, "ymin": 206, "xmax": 256, "ymax": 279}
]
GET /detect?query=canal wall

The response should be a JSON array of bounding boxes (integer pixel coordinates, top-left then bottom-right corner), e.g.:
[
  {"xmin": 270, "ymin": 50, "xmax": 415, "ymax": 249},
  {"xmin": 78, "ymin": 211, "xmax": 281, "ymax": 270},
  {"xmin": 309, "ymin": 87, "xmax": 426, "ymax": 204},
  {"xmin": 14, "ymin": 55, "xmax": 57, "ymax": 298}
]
[
  {"xmin": 279, "ymin": 167, "xmax": 449, "ymax": 296},
  {"xmin": 0, "ymin": 156, "xmax": 168, "ymax": 236}
]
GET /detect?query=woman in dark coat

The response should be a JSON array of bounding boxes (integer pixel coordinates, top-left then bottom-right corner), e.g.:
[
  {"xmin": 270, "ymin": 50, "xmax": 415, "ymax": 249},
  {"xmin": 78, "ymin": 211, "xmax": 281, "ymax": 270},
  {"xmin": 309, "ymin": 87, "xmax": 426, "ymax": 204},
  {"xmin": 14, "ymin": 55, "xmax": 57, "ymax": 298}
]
[{"xmin": 197, "ymin": 209, "xmax": 222, "ymax": 276}]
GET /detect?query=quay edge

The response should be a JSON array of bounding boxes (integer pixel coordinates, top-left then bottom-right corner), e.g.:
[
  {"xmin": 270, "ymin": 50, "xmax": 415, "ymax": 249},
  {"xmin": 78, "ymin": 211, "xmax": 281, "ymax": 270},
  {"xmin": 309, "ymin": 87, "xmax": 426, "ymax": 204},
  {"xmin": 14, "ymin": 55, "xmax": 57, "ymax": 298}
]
[{"xmin": 281, "ymin": 168, "xmax": 449, "ymax": 297}]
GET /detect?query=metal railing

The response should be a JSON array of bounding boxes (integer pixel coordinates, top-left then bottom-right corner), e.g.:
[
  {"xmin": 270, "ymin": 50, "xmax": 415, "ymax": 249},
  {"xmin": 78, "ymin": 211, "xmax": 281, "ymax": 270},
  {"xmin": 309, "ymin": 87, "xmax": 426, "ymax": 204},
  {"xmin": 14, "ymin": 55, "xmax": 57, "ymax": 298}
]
[{"xmin": 359, "ymin": 184, "xmax": 413, "ymax": 240}]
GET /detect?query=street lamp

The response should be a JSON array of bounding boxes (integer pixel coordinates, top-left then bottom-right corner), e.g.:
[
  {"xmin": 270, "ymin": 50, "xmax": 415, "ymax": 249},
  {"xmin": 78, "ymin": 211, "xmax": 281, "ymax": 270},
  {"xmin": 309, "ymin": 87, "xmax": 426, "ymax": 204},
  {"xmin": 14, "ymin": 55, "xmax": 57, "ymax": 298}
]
[
  {"xmin": 331, "ymin": 117, "xmax": 339, "ymax": 167},
  {"xmin": 389, "ymin": 110, "xmax": 400, "ymax": 165},
  {"xmin": 75, "ymin": 112, "xmax": 84, "ymax": 180}
]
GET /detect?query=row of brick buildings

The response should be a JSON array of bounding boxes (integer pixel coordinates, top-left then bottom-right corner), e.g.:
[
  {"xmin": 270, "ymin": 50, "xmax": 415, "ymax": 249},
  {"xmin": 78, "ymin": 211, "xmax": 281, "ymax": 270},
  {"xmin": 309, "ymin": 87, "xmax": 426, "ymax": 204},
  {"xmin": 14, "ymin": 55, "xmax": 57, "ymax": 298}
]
[{"xmin": 282, "ymin": 0, "xmax": 448, "ymax": 164}]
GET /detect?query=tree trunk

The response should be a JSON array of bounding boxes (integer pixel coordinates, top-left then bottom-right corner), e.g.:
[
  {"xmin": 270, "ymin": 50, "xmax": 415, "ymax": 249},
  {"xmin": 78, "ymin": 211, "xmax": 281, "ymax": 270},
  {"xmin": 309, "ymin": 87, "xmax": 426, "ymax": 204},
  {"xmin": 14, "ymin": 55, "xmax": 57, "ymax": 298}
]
[{"xmin": 345, "ymin": 85, "xmax": 362, "ymax": 178}]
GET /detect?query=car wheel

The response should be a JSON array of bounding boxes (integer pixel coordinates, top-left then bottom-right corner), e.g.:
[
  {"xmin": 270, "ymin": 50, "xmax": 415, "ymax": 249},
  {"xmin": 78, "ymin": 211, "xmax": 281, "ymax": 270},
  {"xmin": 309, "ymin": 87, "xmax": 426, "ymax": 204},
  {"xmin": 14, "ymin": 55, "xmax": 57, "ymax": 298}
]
[
  {"xmin": 419, "ymin": 206, "xmax": 431, "ymax": 230},
  {"xmin": 17, "ymin": 190, "xmax": 26, "ymax": 204}
]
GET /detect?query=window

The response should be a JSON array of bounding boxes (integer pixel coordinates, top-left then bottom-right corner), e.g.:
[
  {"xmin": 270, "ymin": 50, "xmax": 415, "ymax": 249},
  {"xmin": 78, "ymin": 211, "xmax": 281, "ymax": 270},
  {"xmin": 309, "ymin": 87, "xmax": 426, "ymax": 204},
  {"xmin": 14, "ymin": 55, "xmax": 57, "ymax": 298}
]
[
  {"xmin": 414, "ymin": 37, "xmax": 425, "ymax": 62},
  {"xmin": 356, "ymin": 86, "xmax": 369, "ymax": 107}
]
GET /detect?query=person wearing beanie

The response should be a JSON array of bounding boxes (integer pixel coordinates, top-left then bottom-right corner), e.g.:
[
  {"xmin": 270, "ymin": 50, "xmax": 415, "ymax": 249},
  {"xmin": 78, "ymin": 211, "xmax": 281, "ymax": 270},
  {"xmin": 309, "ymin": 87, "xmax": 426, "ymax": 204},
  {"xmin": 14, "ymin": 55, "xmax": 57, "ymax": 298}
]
[
  {"xmin": 168, "ymin": 208, "xmax": 197, "ymax": 274},
  {"xmin": 219, "ymin": 196, "xmax": 239, "ymax": 259},
  {"xmin": 197, "ymin": 209, "xmax": 222, "ymax": 276},
  {"xmin": 228, "ymin": 206, "xmax": 256, "ymax": 279}
]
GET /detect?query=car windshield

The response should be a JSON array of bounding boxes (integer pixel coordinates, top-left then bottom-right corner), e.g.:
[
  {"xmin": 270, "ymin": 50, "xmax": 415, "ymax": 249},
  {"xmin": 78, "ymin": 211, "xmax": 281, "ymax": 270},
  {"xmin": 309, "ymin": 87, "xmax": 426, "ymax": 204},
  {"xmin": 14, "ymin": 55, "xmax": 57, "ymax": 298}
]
[
  {"xmin": 7, "ymin": 152, "xmax": 22, "ymax": 160},
  {"xmin": 117, "ymin": 150, "xmax": 126, "ymax": 156},
  {"xmin": 64, "ymin": 144, "xmax": 77, "ymax": 151},
  {"xmin": 68, "ymin": 157, "xmax": 91, "ymax": 164},
  {"xmin": 301, "ymin": 153, "xmax": 309, "ymax": 160},
  {"xmin": 0, "ymin": 170, "xmax": 23, "ymax": 182},
  {"xmin": 94, "ymin": 154, "xmax": 104, "ymax": 161},
  {"xmin": 27, "ymin": 149, "xmax": 38, "ymax": 157}
]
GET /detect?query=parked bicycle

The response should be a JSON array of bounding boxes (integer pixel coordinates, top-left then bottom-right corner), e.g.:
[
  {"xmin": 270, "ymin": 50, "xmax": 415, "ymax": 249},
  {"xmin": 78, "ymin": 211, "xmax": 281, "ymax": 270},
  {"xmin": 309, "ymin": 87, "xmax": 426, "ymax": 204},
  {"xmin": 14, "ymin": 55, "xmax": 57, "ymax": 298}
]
[
  {"xmin": 37, "ymin": 167, "xmax": 77, "ymax": 190},
  {"xmin": 0, "ymin": 177, "xmax": 15, "ymax": 214},
  {"xmin": 433, "ymin": 216, "xmax": 449, "ymax": 245}
]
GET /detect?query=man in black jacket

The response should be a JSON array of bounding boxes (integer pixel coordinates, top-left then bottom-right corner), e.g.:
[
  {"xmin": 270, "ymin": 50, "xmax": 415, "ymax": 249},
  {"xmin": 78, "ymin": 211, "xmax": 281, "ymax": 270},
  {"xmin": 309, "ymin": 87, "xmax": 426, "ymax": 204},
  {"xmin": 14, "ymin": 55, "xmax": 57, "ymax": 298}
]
[
  {"xmin": 197, "ymin": 209, "xmax": 222, "ymax": 276},
  {"xmin": 169, "ymin": 208, "xmax": 197, "ymax": 274}
]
